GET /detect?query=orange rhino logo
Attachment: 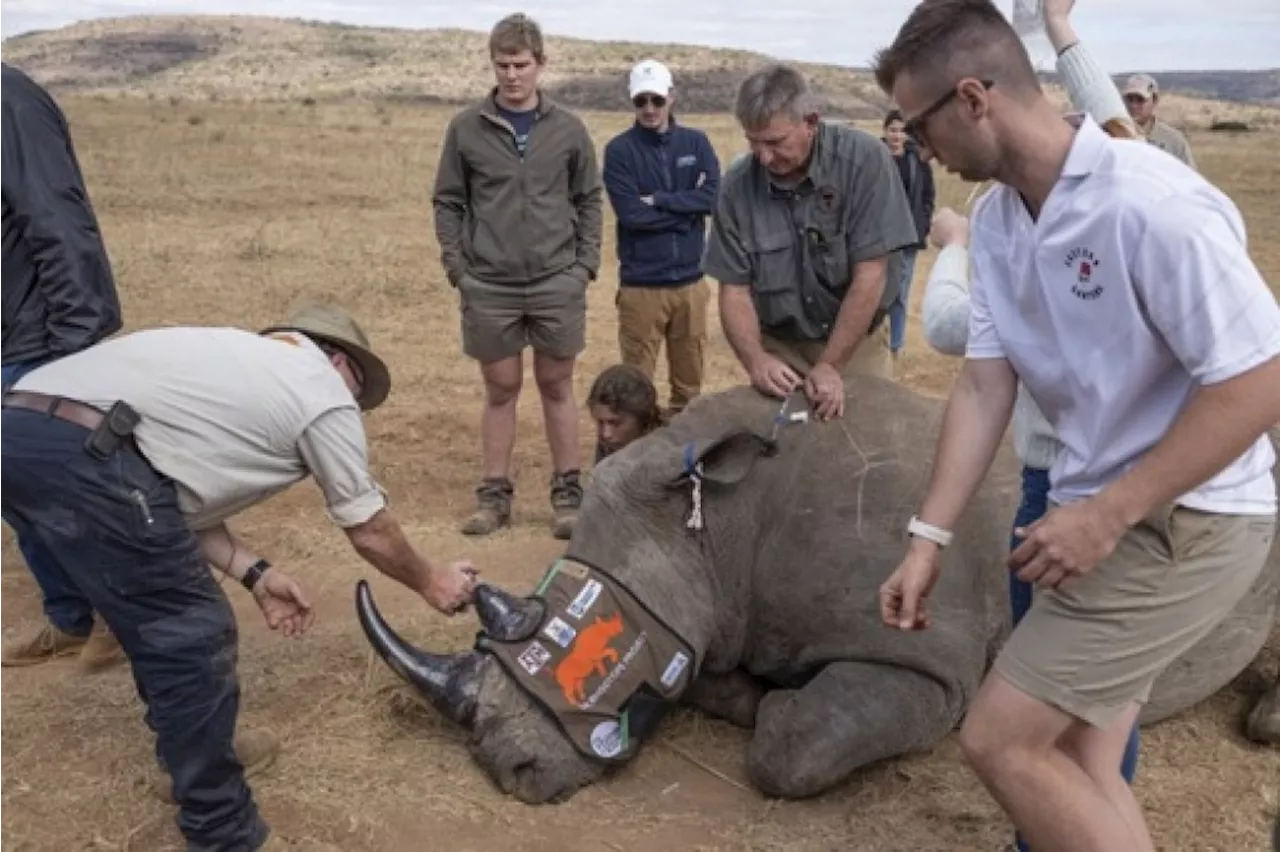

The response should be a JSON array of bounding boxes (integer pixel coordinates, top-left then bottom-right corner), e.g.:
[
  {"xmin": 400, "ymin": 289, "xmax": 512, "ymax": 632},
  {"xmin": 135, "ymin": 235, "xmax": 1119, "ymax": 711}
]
[{"xmin": 554, "ymin": 612, "xmax": 625, "ymax": 705}]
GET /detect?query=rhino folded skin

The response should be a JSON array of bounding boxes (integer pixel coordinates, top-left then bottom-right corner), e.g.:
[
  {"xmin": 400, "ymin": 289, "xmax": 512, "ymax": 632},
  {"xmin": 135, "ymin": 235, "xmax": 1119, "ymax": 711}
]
[{"xmin": 355, "ymin": 580, "xmax": 482, "ymax": 727}]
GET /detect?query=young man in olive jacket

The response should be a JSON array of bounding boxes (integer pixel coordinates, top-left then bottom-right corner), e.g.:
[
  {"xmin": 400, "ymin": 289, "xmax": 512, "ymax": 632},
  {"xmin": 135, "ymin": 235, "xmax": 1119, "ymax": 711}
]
[{"xmin": 432, "ymin": 14, "xmax": 604, "ymax": 540}]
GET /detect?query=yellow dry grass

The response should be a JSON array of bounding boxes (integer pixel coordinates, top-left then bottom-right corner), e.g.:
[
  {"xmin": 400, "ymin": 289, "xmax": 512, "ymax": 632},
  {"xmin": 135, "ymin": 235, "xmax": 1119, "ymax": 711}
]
[{"xmin": 1, "ymin": 94, "xmax": 1278, "ymax": 851}]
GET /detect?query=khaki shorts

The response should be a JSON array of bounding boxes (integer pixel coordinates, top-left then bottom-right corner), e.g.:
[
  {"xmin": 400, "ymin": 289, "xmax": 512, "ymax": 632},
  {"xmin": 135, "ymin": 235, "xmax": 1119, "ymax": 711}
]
[
  {"xmin": 994, "ymin": 503, "xmax": 1275, "ymax": 730},
  {"xmin": 459, "ymin": 269, "xmax": 587, "ymax": 363},
  {"xmin": 761, "ymin": 324, "xmax": 892, "ymax": 380}
]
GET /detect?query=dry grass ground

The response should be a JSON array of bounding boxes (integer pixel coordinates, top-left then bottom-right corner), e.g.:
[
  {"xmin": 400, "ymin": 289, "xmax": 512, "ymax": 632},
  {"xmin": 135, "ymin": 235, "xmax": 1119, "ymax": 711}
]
[{"xmin": 2, "ymin": 95, "xmax": 1278, "ymax": 851}]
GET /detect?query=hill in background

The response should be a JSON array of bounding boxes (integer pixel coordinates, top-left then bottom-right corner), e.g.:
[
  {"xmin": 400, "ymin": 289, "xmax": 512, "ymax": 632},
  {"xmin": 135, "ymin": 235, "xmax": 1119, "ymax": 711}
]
[{"xmin": 3, "ymin": 15, "xmax": 1277, "ymax": 128}]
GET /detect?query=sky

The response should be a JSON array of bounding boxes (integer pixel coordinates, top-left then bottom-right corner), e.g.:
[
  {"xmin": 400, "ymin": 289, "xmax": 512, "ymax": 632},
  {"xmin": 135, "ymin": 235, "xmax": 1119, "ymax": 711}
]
[{"xmin": 1, "ymin": 0, "xmax": 1276, "ymax": 73}]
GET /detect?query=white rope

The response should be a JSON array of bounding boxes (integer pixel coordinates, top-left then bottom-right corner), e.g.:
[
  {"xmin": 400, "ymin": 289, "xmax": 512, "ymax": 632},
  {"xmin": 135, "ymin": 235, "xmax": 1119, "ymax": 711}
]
[{"xmin": 686, "ymin": 462, "xmax": 705, "ymax": 531}]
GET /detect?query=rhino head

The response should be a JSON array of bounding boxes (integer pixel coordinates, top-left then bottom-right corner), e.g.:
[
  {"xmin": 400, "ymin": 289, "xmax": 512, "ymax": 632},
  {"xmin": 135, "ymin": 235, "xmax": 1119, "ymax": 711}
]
[
  {"xmin": 357, "ymin": 404, "xmax": 781, "ymax": 803},
  {"xmin": 356, "ymin": 580, "xmax": 607, "ymax": 802}
]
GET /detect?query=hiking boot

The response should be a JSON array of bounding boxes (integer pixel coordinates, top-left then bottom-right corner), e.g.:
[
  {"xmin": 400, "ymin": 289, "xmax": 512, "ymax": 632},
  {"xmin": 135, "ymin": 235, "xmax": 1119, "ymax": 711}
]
[
  {"xmin": 459, "ymin": 477, "xmax": 513, "ymax": 536},
  {"xmin": 550, "ymin": 469, "xmax": 583, "ymax": 540},
  {"xmin": 1, "ymin": 620, "xmax": 88, "ymax": 667},
  {"xmin": 149, "ymin": 727, "xmax": 281, "ymax": 803},
  {"xmin": 1245, "ymin": 679, "xmax": 1280, "ymax": 744},
  {"xmin": 79, "ymin": 620, "xmax": 127, "ymax": 673}
]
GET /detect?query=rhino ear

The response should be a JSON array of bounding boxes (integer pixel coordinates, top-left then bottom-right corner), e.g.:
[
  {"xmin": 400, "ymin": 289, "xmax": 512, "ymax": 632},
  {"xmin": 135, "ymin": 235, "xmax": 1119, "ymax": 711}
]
[{"xmin": 674, "ymin": 429, "xmax": 775, "ymax": 488}]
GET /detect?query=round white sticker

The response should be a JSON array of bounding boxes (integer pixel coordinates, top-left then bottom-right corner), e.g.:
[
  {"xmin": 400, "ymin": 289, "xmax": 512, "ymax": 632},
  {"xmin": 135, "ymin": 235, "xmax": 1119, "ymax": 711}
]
[{"xmin": 589, "ymin": 720, "xmax": 624, "ymax": 758}]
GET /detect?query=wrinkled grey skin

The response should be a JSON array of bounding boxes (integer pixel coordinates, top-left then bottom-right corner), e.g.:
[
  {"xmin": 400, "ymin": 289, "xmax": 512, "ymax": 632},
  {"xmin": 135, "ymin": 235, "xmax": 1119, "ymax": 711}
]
[{"xmin": 368, "ymin": 378, "xmax": 1280, "ymax": 803}]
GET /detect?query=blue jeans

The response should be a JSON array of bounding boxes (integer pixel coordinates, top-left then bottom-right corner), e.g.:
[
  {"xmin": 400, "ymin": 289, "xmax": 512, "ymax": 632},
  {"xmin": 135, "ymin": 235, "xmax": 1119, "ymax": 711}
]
[
  {"xmin": 1, "ymin": 408, "xmax": 268, "ymax": 850},
  {"xmin": 887, "ymin": 248, "xmax": 919, "ymax": 354},
  {"xmin": 1010, "ymin": 465, "xmax": 1140, "ymax": 852},
  {"xmin": 1, "ymin": 361, "xmax": 96, "ymax": 636}
]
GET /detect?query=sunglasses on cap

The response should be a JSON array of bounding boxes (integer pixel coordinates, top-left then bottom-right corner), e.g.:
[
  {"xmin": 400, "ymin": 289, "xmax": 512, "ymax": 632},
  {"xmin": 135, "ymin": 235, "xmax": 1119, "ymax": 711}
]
[{"xmin": 632, "ymin": 93, "xmax": 667, "ymax": 109}]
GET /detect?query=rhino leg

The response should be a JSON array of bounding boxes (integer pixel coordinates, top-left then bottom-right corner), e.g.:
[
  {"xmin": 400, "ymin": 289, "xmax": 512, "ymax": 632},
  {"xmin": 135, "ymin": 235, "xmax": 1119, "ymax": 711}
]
[
  {"xmin": 1245, "ymin": 676, "xmax": 1280, "ymax": 744},
  {"xmin": 682, "ymin": 668, "xmax": 766, "ymax": 729},
  {"xmin": 745, "ymin": 661, "xmax": 954, "ymax": 799}
]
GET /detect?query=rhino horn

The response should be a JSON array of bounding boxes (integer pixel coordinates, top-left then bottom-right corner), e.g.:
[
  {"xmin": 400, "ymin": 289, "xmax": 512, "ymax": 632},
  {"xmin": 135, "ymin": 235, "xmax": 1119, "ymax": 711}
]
[
  {"xmin": 474, "ymin": 583, "xmax": 546, "ymax": 641},
  {"xmin": 355, "ymin": 580, "xmax": 482, "ymax": 728}
]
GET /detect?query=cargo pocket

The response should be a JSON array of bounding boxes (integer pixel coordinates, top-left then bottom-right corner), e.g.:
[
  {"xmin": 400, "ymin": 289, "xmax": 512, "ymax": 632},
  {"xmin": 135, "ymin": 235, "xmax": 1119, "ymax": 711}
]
[
  {"xmin": 743, "ymin": 230, "xmax": 799, "ymax": 330},
  {"xmin": 100, "ymin": 454, "xmax": 208, "ymax": 597},
  {"xmin": 809, "ymin": 226, "xmax": 850, "ymax": 296}
]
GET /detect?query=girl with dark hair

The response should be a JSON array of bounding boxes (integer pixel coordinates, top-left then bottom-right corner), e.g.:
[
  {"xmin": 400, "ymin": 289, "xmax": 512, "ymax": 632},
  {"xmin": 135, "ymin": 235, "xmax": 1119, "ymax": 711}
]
[{"xmin": 587, "ymin": 364, "xmax": 664, "ymax": 463}]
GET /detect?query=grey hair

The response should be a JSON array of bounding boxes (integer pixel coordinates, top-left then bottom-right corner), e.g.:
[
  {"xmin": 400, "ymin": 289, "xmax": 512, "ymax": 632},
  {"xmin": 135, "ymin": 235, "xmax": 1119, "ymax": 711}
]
[{"xmin": 734, "ymin": 63, "xmax": 818, "ymax": 130}]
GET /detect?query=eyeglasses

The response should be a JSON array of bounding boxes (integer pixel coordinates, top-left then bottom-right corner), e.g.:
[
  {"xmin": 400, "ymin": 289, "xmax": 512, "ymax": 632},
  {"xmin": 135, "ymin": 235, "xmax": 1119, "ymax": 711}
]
[
  {"xmin": 632, "ymin": 93, "xmax": 667, "ymax": 109},
  {"xmin": 903, "ymin": 79, "xmax": 994, "ymax": 146}
]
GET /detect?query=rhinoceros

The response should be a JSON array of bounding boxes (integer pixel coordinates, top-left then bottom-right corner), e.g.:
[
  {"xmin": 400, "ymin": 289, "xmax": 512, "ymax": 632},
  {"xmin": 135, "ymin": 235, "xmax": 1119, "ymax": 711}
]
[{"xmin": 357, "ymin": 375, "xmax": 1280, "ymax": 803}]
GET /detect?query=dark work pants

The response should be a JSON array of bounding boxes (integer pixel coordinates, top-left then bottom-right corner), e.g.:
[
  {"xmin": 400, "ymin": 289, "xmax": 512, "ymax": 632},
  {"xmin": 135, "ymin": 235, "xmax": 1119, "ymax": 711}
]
[
  {"xmin": 1, "ymin": 361, "xmax": 95, "ymax": 635},
  {"xmin": 1, "ymin": 408, "xmax": 268, "ymax": 851}
]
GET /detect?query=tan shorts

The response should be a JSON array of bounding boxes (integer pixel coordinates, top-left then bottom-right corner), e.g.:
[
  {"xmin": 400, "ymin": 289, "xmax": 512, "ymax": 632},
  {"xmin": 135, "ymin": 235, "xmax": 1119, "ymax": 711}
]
[
  {"xmin": 760, "ymin": 324, "xmax": 892, "ymax": 380},
  {"xmin": 459, "ymin": 269, "xmax": 587, "ymax": 363},
  {"xmin": 994, "ymin": 503, "xmax": 1275, "ymax": 729}
]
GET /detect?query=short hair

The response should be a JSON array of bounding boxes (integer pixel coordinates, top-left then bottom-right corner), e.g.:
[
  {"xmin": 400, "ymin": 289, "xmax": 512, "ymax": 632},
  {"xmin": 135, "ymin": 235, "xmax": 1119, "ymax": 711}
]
[
  {"xmin": 872, "ymin": 0, "xmax": 1040, "ymax": 99},
  {"xmin": 734, "ymin": 63, "xmax": 819, "ymax": 131},
  {"xmin": 587, "ymin": 365, "xmax": 662, "ymax": 432},
  {"xmin": 883, "ymin": 108, "xmax": 904, "ymax": 127},
  {"xmin": 489, "ymin": 13, "xmax": 544, "ymax": 62}
]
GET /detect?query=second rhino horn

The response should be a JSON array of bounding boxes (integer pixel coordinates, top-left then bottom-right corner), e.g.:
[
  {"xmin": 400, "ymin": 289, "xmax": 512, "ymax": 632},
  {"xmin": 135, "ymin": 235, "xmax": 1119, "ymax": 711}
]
[{"xmin": 475, "ymin": 583, "xmax": 546, "ymax": 641}]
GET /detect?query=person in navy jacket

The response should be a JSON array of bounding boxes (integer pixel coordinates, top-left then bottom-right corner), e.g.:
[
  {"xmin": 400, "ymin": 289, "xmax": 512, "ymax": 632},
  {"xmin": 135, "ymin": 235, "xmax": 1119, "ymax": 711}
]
[{"xmin": 603, "ymin": 59, "xmax": 721, "ymax": 416}]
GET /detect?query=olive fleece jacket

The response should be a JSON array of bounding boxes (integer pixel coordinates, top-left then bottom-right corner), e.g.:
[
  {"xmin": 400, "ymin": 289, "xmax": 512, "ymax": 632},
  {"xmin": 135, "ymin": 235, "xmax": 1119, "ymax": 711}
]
[{"xmin": 432, "ymin": 89, "xmax": 604, "ymax": 287}]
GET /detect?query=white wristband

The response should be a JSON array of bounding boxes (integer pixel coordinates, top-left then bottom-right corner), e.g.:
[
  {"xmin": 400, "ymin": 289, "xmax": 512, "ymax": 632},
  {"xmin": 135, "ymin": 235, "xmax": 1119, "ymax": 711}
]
[{"xmin": 907, "ymin": 516, "xmax": 954, "ymax": 548}]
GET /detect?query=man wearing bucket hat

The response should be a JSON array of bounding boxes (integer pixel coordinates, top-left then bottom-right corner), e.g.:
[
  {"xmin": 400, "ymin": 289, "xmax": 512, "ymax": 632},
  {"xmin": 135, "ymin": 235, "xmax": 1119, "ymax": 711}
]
[{"xmin": 0, "ymin": 303, "xmax": 480, "ymax": 851}]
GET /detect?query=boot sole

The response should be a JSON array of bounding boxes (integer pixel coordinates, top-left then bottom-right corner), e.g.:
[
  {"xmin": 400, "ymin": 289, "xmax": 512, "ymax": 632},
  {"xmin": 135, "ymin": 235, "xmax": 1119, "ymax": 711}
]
[{"xmin": 1, "ymin": 645, "xmax": 86, "ymax": 667}]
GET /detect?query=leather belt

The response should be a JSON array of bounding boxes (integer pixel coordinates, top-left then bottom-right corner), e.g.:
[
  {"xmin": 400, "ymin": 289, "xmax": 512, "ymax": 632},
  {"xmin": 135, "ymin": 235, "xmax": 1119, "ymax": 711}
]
[{"xmin": 2, "ymin": 390, "xmax": 140, "ymax": 455}]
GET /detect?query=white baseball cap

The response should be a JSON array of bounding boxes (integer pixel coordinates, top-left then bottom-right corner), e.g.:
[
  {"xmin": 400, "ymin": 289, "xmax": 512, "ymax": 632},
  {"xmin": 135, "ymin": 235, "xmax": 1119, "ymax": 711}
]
[{"xmin": 629, "ymin": 59, "xmax": 673, "ymax": 99}]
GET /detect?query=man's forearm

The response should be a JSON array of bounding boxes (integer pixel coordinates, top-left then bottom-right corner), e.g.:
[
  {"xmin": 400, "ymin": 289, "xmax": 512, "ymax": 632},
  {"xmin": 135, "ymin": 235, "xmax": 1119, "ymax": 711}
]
[
  {"xmin": 719, "ymin": 283, "xmax": 768, "ymax": 369},
  {"xmin": 916, "ymin": 358, "xmax": 1018, "ymax": 533},
  {"xmin": 196, "ymin": 524, "xmax": 265, "ymax": 584},
  {"xmin": 1099, "ymin": 356, "xmax": 1280, "ymax": 526},
  {"xmin": 345, "ymin": 508, "xmax": 436, "ymax": 598},
  {"xmin": 817, "ymin": 259, "xmax": 886, "ymax": 369}
]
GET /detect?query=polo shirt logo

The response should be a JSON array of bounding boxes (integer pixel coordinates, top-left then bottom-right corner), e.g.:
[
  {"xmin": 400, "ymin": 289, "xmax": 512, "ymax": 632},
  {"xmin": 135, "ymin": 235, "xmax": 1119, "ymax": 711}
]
[{"xmin": 1064, "ymin": 246, "xmax": 1104, "ymax": 300}]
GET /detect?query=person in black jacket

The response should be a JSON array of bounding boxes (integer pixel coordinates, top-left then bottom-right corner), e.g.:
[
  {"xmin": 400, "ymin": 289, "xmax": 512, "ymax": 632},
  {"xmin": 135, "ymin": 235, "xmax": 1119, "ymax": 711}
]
[
  {"xmin": 603, "ymin": 59, "xmax": 720, "ymax": 417},
  {"xmin": 881, "ymin": 109, "xmax": 936, "ymax": 361},
  {"xmin": 1, "ymin": 62, "xmax": 124, "ymax": 670}
]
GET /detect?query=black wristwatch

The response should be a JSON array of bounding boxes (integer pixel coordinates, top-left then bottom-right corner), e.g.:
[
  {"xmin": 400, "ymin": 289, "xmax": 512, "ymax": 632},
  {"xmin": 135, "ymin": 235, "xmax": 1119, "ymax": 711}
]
[{"xmin": 240, "ymin": 558, "xmax": 271, "ymax": 592}]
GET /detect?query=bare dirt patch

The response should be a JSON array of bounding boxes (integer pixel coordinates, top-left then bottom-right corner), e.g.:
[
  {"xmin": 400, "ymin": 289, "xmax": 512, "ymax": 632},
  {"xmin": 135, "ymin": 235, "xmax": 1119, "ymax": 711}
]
[{"xmin": 2, "ymin": 97, "xmax": 1278, "ymax": 851}]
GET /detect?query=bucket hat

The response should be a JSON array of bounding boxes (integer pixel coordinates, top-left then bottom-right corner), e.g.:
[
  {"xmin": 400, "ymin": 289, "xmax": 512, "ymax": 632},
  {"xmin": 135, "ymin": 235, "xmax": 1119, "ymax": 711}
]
[{"xmin": 261, "ymin": 303, "xmax": 391, "ymax": 411}]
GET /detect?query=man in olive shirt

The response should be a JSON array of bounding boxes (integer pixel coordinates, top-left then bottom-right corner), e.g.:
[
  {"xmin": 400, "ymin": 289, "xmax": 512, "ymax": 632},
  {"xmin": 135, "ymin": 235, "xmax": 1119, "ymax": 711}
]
[
  {"xmin": 433, "ymin": 13, "xmax": 603, "ymax": 540},
  {"xmin": 702, "ymin": 64, "xmax": 919, "ymax": 420}
]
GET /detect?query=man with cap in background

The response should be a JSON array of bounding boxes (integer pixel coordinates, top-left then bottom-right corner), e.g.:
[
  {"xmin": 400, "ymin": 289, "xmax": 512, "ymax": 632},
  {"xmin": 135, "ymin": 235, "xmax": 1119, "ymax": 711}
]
[
  {"xmin": 1, "ymin": 304, "xmax": 481, "ymax": 851},
  {"xmin": 1122, "ymin": 73, "xmax": 1197, "ymax": 169},
  {"xmin": 602, "ymin": 59, "xmax": 721, "ymax": 419}
]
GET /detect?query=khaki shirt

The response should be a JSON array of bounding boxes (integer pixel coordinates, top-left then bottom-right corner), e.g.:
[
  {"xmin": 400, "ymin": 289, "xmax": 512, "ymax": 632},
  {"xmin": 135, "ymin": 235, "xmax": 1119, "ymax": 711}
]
[
  {"xmin": 1144, "ymin": 119, "xmax": 1197, "ymax": 170},
  {"xmin": 433, "ymin": 89, "xmax": 604, "ymax": 288},
  {"xmin": 16, "ymin": 327, "xmax": 386, "ymax": 531},
  {"xmin": 701, "ymin": 121, "xmax": 919, "ymax": 342}
]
